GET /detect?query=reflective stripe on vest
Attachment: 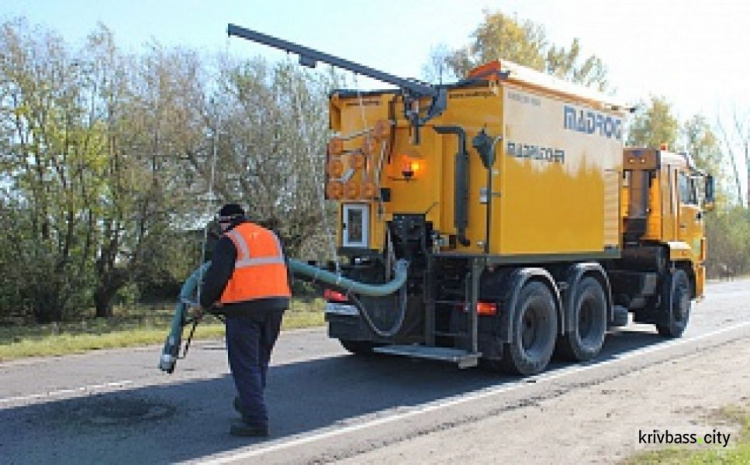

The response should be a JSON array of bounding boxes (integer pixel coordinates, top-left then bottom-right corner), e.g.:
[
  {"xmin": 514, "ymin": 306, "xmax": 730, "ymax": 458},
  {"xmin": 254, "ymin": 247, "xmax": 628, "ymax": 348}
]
[
  {"xmin": 219, "ymin": 222, "xmax": 291, "ymax": 304},
  {"xmin": 225, "ymin": 228, "xmax": 286, "ymax": 269}
]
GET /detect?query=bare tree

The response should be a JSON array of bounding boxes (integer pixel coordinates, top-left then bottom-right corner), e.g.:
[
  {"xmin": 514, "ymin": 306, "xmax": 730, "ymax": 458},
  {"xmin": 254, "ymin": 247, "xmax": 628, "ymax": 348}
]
[
  {"xmin": 184, "ymin": 57, "xmax": 339, "ymax": 260},
  {"xmin": 716, "ymin": 107, "xmax": 747, "ymax": 207}
]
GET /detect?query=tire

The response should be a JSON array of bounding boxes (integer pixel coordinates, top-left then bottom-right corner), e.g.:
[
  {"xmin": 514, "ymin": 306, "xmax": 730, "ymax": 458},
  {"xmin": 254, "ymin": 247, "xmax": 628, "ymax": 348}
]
[
  {"xmin": 501, "ymin": 281, "xmax": 558, "ymax": 376},
  {"xmin": 656, "ymin": 269, "xmax": 691, "ymax": 338},
  {"xmin": 339, "ymin": 339, "xmax": 380, "ymax": 355},
  {"xmin": 555, "ymin": 277, "xmax": 607, "ymax": 362}
]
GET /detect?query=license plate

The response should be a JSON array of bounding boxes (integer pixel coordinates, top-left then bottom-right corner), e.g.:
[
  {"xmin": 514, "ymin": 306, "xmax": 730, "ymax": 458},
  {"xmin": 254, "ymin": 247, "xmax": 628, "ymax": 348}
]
[{"xmin": 325, "ymin": 302, "xmax": 359, "ymax": 316}]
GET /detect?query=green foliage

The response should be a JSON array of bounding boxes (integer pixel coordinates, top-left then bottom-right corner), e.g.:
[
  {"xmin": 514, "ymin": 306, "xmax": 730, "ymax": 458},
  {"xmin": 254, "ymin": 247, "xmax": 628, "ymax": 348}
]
[
  {"xmin": 429, "ymin": 10, "xmax": 608, "ymax": 90},
  {"xmin": 627, "ymin": 96, "xmax": 679, "ymax": 148},
  {"xmin": 0, "ymin": 19, "xmax": 337, "ymax": 323},
  {"xmin": 683, "ymin": 115, "xmax": 723, "ymax": 176},
  {"xmin": 705, "ymin": 207, "xmax": 750, "ymax": 277}
]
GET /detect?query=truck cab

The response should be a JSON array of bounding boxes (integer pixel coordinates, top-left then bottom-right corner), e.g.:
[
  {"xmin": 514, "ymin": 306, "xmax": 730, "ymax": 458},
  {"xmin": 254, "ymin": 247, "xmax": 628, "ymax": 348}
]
[{"xmin": 618, "ymin": 147, "xmax": 713, "ymax": 335}]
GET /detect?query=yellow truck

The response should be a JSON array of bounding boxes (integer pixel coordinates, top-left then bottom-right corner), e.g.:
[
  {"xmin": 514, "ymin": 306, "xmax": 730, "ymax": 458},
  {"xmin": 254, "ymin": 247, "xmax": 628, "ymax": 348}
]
[{"xmin": 228, "ymin": 25, "xmax": 715, "ymax": 375}]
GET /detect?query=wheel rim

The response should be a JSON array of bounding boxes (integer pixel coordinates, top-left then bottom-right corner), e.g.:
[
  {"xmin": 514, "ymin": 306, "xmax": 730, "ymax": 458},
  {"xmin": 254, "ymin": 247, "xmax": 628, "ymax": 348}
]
[
  {"xmin": 520, "ymin": 299, "xmax": 550, "ymax": 358},
  {"xmin": 578, "ymin": 299, "xmax": 594, "ymax": 340},
  {"xmin": 673, "ymin": 283, "xmax": 690, "ymax": 323}
]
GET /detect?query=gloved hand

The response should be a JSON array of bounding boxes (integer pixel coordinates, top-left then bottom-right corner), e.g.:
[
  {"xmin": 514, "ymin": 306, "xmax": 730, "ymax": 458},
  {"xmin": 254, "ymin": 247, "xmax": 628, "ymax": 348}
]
[
  {"xmin": 189, "ymin": 304, "xmax": 204, "ymax": 321},
  {"xmin": 210, "ymin": 302, "xmax": 224, "ymax": 314}
]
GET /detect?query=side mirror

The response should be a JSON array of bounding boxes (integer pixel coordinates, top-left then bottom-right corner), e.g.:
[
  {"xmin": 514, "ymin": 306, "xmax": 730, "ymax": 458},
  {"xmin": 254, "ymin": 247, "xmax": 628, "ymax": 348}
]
[{"xmin": 704, "ymin": 174, "xmax": 715, "ymax": 211}]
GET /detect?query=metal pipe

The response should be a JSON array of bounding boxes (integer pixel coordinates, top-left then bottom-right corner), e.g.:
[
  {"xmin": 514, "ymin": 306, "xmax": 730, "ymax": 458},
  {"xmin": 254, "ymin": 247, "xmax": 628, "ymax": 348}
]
[
  {"xmin": 484, "ymin": 136, "xmax": 503, "ymax": 254},
  {"xmin": 434, "ymin": 126, "xmax": 471, "ymax": 246},
  {"xmin": 227, "ymin": 24, "xmax": 436, "ymax": 98}
]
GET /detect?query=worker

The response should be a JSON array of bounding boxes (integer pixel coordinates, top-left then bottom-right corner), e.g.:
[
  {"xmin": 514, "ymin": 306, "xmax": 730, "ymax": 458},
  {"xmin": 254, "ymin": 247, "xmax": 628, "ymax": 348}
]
[{"xmin": 199, "ymin": 203, "xmax": 291, "ymax": 437}]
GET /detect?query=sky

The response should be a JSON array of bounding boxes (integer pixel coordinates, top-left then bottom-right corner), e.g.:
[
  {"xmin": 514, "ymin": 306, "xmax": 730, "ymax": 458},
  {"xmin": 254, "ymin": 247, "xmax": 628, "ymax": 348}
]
[{"xmin": 2, "ymin": 0, "xmax": 750, "ymax": 123}]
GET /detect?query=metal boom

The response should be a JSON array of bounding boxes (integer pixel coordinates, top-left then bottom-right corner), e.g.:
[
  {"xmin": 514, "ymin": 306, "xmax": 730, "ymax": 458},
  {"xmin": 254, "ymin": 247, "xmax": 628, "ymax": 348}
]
[
  {"xmin": 227, "ymin": 23, "xmax": 437, "ymax": 97},
  {"xmin": 227, "ymin": 23, "xmax": 447, "ymax": 142}
]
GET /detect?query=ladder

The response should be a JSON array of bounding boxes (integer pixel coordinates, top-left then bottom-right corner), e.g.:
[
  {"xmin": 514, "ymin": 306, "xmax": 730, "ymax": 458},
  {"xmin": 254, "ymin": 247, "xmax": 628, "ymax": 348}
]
[{"xmin": 373, "ymin": 255, "xmax": 483, "ymax": 368}]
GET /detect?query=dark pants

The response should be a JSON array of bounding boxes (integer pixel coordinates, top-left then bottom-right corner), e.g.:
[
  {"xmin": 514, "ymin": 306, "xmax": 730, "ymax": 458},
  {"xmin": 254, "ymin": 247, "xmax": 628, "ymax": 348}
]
[{"xmin": 225, "ymin": 310, "xmax": 284, "ymax": 428}]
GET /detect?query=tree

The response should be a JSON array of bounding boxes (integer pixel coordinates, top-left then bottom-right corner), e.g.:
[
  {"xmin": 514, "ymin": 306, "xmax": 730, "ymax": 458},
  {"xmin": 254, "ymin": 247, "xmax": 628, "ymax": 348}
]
[
  {"xmin": 683, "ymin": 115, "xmax": 722, "ymax": 177},
  {"xmin": 427, "ymin": 10, "xmax": 608, "ymax": 90},
  {"xmin": 705, "ymin": 207, "xmax": 750, "ymax": 277},
  {"xmin": 421, "ymin": 44, "xmax": 457, "ymax": 84},
  {"xmin": 627, "ymin": 96, "xmax": 679, "ymax": 148},
  {"xmin": 184, "ymin": 57, "xmax": 339, "ymax": 261},
  {"xmin": 681, "ymin": 114, "xmax": 733, "ymax": 211},
  {"xmin": 0, "ymin": 20, "xmax": 204, "ymax": 320},
  {"xmin": 91, "ymin": 42, "xmax": 207, "ymax": 317},
  {"xmin": 716, "ymin": 107, "xmax": 750, "ymax": 208},
  {"xmin": 0, "ymin": 19, "xmax": 98, "ymax": 322}
]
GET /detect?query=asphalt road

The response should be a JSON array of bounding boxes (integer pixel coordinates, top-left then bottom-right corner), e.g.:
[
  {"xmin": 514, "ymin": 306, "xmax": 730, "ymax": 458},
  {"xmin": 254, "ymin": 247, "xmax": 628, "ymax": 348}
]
[{"xmin": 1, "ymin": 279, "xmax": 748, "ymax": 464}]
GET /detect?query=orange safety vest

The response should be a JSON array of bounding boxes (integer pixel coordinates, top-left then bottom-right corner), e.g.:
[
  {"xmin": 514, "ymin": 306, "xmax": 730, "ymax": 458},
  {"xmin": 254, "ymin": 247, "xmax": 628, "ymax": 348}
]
[{"xmin": 219, "ymin": 222, "xmax": 291, "ymax": 304}]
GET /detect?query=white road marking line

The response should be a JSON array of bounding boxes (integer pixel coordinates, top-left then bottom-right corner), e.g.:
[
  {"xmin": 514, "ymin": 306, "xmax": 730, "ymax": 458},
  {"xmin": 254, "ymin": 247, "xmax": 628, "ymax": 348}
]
[
  {"xmin": 0, "ymin": 380, "xmax": 134, "ymax": 405},
  {"xmin": 200, "ymin": 320, "xmax": 750, "ymax": 464}
]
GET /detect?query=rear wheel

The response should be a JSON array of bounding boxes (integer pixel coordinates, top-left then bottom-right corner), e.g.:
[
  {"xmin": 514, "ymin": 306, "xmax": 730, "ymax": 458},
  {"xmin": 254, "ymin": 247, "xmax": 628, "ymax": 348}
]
[
  {"xmin": 501, "ymin": 281, "xmax": 558, "ymax": 375},
  {"xmin": 556, "ymin": 277, "xmax": 607, "ymax": 361},
  {"xmin": 656, "ymin": 269, "xmax": 691, "ymax": 338}
]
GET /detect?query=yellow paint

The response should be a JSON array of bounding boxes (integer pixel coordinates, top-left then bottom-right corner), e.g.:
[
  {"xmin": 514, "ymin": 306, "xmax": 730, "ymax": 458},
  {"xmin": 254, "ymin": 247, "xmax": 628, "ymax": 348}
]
[
  {"xmin": 327, "ymin": 59, "xmax": 705, "ymax": 291},
  {"xmin": 622, "ymin": 149, "xmax": 708, "ymax": 297},
  {"xmin": 328, "ymin": 62, "xmax": 625, "ymax": 258}
]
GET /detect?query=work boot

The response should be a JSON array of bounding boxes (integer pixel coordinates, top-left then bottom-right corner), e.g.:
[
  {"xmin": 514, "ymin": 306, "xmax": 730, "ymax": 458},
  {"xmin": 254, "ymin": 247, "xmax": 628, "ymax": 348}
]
[{"xmin": 230, "ymin": 420, "xmax": 269, "ymax": 438}]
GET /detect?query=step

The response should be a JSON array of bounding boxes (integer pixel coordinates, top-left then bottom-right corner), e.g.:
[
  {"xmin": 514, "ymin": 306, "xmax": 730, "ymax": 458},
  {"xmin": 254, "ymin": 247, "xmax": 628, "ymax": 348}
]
[
  {"xmin": 609, "ymin": 305, "xmax": 630, "ymax": 328},
  {"xmin": 373, "ymin": 345, "xmax": 481, "ymax": 369}
]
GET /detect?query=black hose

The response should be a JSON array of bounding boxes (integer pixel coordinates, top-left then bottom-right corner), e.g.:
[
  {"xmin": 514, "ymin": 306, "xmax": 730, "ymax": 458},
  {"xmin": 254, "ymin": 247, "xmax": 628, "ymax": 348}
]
[{"xmin": 346, "ymin": 281, "xmax": 408, "ymax": 339}]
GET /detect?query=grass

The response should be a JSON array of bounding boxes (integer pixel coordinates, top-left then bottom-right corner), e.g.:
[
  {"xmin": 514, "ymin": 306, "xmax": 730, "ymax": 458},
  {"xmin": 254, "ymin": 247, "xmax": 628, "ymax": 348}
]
[
  {"xmin": 0, "ymin": 298, "xmax": 325, "ymax": 362},
  {"xmin": 623, "ymin": 405, "xmax": 750, "ymax": 464}
]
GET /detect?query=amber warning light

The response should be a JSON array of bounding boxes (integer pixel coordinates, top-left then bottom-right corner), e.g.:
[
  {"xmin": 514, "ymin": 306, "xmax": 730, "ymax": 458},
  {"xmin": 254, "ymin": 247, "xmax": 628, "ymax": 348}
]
[
  {"xmin": 456, "ymin": 301, "xmax": 498, "ymax": 316},
  {"xmin": 402, "ymin": 159, "xmax": 422, "ymax": 179}
]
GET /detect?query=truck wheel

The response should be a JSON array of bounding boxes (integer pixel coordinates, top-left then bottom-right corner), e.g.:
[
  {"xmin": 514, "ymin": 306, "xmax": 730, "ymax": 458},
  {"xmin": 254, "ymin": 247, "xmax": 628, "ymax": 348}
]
[
  {"xmin": 656, "ymin": 269, "xmax": 691, "ymax": 338},
  {"xmin": 501, "ymin": 281, "xmax": 558, "ymax": 375},
  {"xmin": 339, "ymin": 339, "xmax": 380, "ymax": 355},
  {"xmin": 555, "ymin": 277, "xmax": 607, "ymax": 361}
]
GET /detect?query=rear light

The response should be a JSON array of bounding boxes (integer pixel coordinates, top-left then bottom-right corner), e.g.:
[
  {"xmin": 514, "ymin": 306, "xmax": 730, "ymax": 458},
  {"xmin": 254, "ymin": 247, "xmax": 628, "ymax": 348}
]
[
  {"xmin": 324, "ymin": 289, "xmax": 349, "ymax": 302},
  {"xmin": 476, "ymin": 302, "xmax": 497, "ymax": 316},
  {"xmin": 455, "ymin": 301, "xmax": 498, "ymax": 316}
]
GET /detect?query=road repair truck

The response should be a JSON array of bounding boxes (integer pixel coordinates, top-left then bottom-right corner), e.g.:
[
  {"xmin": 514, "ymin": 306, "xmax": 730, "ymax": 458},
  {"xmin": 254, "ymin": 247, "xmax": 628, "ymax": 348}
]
[{"xmin": 224, "ymin": 25, "xmax": 715, "ymax": 376}]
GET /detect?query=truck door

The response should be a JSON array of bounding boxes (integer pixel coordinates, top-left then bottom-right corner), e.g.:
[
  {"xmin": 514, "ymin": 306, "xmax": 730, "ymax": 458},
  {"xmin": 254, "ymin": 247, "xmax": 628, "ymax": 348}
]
[{"xmin": 677, "ymin": 171, "xmax": 703, "ymax": 257}]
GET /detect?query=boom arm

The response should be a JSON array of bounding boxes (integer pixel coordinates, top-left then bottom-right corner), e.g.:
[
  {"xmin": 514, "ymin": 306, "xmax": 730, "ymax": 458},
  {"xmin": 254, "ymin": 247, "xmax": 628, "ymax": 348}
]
[
  {"xmin": 227, "ymin": 24, "xmax": 435, "ymax": 97},
  {"xmin": 227, "ymin": 23, "xmax": 447, "ymax": 142}
]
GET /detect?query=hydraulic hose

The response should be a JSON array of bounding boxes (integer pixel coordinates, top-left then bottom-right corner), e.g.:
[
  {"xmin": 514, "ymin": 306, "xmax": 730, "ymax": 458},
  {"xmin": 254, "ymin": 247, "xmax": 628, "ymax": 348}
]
[
  {"xmin": 289, "ymin": 258, "xmax": 410, "ymax": 338},
  {"xmin": 160, "ymin": 258, "xmax": 410, "ymax": 372},
  {"xmin": 158, "ymin": 262, "xmax": 210, "ymax": 373},
  {"xmin": 288, "ymin": 258, "xmax": 409, "ymax": 296},
  {"xmin": 347, "ymin": 283, "xmax": 408, "ymax": 338}
]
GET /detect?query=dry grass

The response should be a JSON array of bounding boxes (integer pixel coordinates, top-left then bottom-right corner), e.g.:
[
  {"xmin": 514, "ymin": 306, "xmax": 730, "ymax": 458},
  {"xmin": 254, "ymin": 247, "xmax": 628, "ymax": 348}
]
[{"xmin": 623, "ymin": 405, "xmax": 750, "ymax": 464}]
